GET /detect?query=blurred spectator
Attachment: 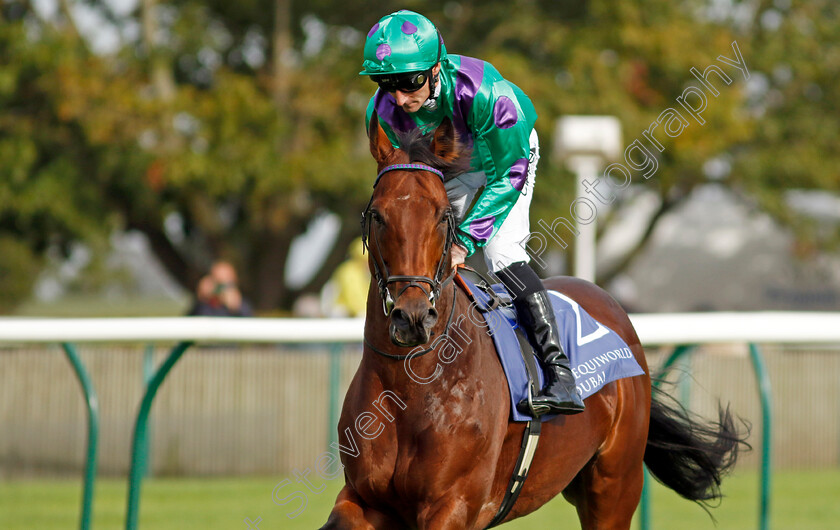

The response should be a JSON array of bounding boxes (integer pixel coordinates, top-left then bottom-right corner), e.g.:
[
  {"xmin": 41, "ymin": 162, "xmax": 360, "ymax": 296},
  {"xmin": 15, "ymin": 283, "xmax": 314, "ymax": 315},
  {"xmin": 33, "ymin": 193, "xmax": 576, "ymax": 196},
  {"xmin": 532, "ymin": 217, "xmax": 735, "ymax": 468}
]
[
  {"xmin": 188, "ymin": 260, "xmax": 253, "ymax": 317},
  {"xmin": 322, "ymin": 238, "xmax": 369, "ymax": 317},
  {"xmin": 293, "ymin": 294, "xmax": 324, "ymax": 318}
]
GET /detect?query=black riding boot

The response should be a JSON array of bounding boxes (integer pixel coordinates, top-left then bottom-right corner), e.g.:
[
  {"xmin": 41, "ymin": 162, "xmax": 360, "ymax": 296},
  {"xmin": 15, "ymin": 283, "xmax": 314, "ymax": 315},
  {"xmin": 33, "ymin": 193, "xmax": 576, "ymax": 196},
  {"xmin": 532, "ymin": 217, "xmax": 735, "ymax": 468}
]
[{"xmin": 514, "ymin": 290, "xmax": 585, "ymax": 416}]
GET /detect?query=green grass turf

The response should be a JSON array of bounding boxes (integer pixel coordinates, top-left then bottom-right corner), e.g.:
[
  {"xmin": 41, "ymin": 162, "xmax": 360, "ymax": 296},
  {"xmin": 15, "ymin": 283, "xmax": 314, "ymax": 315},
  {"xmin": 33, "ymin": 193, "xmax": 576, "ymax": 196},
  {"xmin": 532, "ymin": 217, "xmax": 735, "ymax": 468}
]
[{"xmin": 2, "ymin": 470, "xmax": 839, "ymax": 529}]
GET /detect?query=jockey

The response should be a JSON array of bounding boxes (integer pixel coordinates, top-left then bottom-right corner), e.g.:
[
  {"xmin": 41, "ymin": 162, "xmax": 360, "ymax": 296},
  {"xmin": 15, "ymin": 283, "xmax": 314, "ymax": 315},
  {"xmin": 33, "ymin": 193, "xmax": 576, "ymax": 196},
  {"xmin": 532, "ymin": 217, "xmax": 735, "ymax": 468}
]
[{"xmin": 361, "ymin": 10, "xmax": 584, "ymax": 416}]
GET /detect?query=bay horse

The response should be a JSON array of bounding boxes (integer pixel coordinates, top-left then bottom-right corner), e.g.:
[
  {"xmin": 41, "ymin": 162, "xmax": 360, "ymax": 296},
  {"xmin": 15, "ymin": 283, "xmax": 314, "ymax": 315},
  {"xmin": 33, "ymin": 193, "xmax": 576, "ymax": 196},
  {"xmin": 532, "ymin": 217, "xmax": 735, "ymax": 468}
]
[{"xmin": 321, "ymin": 115, "xmax": 744, "ymax": 529}]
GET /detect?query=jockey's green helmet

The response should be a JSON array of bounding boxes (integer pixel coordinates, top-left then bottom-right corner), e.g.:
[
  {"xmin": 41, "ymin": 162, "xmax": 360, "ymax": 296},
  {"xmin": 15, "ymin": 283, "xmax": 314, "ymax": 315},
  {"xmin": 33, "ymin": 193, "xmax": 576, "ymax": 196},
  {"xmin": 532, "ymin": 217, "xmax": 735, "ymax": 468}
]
[{"xmin": 360, "ymin": 11, "xmax": 446, "ymax": 76}]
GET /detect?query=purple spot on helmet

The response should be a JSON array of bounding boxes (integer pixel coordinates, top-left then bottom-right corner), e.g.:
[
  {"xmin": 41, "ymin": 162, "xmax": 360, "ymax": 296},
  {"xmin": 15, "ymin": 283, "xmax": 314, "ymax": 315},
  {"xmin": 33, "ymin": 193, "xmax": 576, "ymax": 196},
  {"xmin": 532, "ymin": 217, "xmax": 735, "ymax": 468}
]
[
  {"xmin": 376, "ymin": 44, "xmax": 392, "ymax": 61},
  {"xmin": 493, "ymin": 96, "xmax": 518, "ymax": 129},
  {"xmin": 509, "ymin": 158, "xmax": 529, "ymax": 191},
  {"xmin": 401, "ymin": 21, "xmax": 417, "ymax": 35},
  {"xmin": 469, "ymin": 216, "xmax": 496, "ymax": 242},
  {"xmin": 367, "ymin": 23, "xmax": 380, "ymax": 38}
]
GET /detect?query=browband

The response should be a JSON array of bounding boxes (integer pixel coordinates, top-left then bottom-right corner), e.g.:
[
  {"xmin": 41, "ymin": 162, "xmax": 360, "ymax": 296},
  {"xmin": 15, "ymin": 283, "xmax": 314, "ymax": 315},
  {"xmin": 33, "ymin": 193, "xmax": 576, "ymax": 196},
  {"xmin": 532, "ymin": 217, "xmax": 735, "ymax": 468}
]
[{"xmin": 375, "ymin": 163, "xmax": 445, "ymax": 187}]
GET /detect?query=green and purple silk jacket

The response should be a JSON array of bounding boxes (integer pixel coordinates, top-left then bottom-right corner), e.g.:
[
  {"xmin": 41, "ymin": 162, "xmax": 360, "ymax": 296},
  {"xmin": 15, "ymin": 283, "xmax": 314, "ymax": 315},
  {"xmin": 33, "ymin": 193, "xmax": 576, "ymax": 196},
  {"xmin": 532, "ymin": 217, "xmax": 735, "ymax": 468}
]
[{"xmin": 365, "ymin": 55, "xmax": 538, "ymax": 256}]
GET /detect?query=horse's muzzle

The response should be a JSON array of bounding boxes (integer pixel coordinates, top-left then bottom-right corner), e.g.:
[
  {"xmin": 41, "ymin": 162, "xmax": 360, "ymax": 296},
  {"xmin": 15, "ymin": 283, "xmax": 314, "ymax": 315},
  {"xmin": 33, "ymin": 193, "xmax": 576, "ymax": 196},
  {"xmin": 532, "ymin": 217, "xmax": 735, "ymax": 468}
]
[{"xmin": 389, "ymin": 303, "xmax": 439, "ymax": 347}]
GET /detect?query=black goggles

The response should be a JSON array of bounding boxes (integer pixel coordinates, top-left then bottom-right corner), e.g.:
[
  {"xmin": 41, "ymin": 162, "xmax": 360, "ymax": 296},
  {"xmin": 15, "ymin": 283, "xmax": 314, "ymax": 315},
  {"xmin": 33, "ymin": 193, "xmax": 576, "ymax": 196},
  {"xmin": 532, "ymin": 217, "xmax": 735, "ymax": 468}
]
[{"xmin": 370, "ymin": 70, "xmax": 430, "ymax": 93}]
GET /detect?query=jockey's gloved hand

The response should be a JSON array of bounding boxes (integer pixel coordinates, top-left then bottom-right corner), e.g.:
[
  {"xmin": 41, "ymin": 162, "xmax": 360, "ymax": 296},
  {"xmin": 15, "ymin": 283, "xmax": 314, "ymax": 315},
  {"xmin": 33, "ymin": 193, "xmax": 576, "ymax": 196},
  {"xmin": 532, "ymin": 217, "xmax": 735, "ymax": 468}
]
[{"xmin": 450, "ymin": 244, "xmax": 467, "ymax": 269}]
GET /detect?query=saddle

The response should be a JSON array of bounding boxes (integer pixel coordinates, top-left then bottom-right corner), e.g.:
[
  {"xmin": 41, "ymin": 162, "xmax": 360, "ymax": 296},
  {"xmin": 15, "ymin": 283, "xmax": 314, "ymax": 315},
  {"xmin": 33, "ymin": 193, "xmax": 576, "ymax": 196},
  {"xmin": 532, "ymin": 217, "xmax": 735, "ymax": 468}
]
[{"xmin": 455, "ymin": 267, "xmax": 645, "ymax": 423}]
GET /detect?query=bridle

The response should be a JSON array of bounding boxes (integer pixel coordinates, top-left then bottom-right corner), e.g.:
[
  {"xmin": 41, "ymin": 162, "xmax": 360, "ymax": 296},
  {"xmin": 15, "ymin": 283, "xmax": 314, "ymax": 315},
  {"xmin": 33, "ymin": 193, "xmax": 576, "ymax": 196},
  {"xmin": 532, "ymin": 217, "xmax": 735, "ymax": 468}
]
[{"xmin": 361, "ymin": 163, "xmax": 458, "ymax": 317}]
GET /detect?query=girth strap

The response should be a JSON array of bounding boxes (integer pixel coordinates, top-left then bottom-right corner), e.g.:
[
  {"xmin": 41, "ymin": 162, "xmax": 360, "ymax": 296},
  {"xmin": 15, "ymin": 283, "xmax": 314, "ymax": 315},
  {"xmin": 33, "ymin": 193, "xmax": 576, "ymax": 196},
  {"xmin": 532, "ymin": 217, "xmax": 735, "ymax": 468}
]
[
  {"xmin": 484, "ymin": 287, "xmax": 543, "ymax": 528},
  {"xmin": 485, "ymin": 420, "xmax": 542, "ymax": 528}
]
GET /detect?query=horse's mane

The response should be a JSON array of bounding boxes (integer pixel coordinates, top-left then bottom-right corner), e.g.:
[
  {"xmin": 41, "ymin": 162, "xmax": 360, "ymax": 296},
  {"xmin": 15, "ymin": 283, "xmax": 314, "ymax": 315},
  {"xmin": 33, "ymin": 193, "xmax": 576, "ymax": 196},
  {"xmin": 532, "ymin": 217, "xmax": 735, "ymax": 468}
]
[{"xmin": 395, "ymin": 128, "xmax": 472, "ymax": 182}]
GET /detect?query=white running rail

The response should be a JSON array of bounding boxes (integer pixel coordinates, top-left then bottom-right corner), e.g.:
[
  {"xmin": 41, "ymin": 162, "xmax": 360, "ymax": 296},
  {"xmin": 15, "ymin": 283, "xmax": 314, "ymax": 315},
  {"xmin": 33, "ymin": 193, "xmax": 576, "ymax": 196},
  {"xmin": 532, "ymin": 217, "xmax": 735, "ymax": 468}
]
[{"xmin": 0, "ymin": 312, "xmax": 839, "ymax": 345}]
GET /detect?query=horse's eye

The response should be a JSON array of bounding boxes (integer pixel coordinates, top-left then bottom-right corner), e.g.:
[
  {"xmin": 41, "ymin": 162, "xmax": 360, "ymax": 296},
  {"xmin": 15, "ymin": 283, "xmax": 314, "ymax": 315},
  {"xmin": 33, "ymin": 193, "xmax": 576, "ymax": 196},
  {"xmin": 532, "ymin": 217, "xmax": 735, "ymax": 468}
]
[{"xmin": 371, "ymin": 211, "xmax": 385, "ymax": 225}]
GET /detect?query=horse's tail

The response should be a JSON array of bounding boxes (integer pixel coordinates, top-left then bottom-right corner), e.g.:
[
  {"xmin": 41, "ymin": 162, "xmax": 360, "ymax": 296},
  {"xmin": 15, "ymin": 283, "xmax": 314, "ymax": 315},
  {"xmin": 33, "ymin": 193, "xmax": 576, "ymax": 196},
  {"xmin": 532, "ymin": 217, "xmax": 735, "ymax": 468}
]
[{"xmin": 644, "ymin": 386, "xmax": 749, "ymax": 506}]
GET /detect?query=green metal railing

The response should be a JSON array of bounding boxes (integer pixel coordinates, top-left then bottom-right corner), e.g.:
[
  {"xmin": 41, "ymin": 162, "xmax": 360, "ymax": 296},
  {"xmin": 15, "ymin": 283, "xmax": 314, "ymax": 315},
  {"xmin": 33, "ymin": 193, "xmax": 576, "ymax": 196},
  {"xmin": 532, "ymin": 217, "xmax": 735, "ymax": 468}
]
[
  {"xmin": 60, "ymin": 343, "xmax": 100, "ymax": 530},
  {"xmin": 48, "ymin": 339, "xmax": 344, "ymax": 530},
  {"xmin": 125, "ymin": 341, "xmax": 193, "ymax": 530},
  {"xmin": 123, "ymin": 341, "xmax": 345, "ymax": 530},
  {"xmin": 31, "ymin": 338, "xmax": 770, "ymax": 529},
  {"xmin": 639, "ymin": 343, "xmax": 772, "ymax": 530},
  {"xmin": 749, "ymin": 343, "xmax": 773, "ymax": 530}
]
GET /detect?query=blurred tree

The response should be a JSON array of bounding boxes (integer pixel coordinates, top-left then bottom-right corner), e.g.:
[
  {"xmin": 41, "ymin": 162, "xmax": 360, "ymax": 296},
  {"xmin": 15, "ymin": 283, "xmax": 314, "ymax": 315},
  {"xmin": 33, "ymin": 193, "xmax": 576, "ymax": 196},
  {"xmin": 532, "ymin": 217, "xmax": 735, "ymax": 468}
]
[
  {"xmin": 1, "ymin": 0, "xmax": 375, "ymax": 311},
  {"xmin": 729, "ymin": 0, "xmax": 840, "ymax": 251},
  {"xmin": 0, "ymin": 0, "xmax": 835, "ymax": 313},
  {"xmin": 464, "ymin": 0, "xmax": 755, "ymax": 284},
  {"xmin": 0, "ymin": 236, "xmax": 42, "ymax": 312}
]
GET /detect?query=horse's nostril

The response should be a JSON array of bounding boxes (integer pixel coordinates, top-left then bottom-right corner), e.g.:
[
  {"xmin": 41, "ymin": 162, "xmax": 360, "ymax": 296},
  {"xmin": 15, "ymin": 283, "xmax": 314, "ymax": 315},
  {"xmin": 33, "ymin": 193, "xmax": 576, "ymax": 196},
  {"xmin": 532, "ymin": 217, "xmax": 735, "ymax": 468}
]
[
  {"xmin": 391, "ymin": 308, "xmax": 409, "ymax": 328},
  {"xmin": 424, "ymin": 307, "xmax": 439, "ymax": 328}
]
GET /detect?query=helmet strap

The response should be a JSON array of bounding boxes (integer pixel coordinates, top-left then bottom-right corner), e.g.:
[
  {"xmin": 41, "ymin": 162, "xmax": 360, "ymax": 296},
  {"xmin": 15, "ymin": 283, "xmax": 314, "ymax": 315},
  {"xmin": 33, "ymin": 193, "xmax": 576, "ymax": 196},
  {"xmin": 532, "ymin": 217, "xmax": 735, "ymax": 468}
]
[{"xmin": 422, "ymin": 73, "xmax": 441, "ymax": 110}]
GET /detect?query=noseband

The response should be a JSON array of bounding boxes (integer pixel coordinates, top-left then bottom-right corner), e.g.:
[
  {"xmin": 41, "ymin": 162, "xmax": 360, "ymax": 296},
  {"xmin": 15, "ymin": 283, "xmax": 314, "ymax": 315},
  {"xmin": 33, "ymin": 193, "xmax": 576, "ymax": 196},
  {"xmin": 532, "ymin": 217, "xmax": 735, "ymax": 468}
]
[{"xmin": 361, "ymin": 163, "xmax": 457, "ymax": 316}]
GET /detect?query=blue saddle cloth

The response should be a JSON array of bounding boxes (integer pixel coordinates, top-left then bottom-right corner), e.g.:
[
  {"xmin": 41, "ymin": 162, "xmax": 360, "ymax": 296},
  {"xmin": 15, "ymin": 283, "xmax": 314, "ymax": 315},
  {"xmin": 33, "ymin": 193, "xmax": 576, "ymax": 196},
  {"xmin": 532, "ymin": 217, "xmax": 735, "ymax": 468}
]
[{"xmin": 459, "ymin": 275, "xmax": 645, "ymax": 422}]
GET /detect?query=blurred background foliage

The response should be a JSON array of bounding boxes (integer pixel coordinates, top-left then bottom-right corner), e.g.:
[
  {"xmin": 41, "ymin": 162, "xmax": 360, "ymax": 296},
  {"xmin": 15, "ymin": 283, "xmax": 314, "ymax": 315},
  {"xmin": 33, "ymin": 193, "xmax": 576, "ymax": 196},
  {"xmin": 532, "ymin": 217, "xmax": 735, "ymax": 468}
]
[{"xmin": 0, "ymin": 0, "xmax": 837, "ymax": 312}]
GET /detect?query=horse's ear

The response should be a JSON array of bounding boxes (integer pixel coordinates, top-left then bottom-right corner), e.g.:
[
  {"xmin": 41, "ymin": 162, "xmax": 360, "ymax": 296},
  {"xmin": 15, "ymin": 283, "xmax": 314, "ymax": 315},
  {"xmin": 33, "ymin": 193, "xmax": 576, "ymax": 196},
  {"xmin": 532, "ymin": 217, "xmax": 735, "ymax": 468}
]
[
  {"xmin": 430, "ymin": 116, "xmax": 459, "ymax": 163},
  {"xmin": 369, "ymin": 111, "xmax": 395, "ymax": 163}
]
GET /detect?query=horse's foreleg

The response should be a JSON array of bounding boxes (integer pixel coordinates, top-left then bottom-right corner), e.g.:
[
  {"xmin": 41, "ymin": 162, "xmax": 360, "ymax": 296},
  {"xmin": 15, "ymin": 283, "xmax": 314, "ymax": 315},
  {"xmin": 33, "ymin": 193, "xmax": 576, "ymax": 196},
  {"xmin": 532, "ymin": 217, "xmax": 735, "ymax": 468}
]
[
  {"xmin": 321, "ymin": 486, "xmax": 401, "ymax": 530},
  {"xmin": 320, "ymin": 485, "xmax": 374, "ymax": 530}
]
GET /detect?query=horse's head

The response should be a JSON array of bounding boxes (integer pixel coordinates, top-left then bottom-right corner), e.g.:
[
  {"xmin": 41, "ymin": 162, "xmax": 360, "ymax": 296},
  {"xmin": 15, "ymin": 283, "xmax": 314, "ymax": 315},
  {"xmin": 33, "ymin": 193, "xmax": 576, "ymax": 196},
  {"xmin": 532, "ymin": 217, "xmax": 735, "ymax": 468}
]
[{"xmin": 363, "ymin": 113, "xmax": 468, "ymax": 347}]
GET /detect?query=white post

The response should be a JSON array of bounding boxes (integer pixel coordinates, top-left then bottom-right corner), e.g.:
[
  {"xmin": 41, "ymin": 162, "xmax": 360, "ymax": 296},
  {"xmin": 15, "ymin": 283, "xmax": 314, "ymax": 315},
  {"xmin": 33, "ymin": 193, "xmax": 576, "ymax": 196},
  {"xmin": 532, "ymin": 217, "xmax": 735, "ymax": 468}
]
[
  {"xmin": 554, "ymin": 116, "xmax": 622, "ymax": 283},
  {"xmin": 568, "ymin": 155, "xmax": 601, "ymax": 282}
]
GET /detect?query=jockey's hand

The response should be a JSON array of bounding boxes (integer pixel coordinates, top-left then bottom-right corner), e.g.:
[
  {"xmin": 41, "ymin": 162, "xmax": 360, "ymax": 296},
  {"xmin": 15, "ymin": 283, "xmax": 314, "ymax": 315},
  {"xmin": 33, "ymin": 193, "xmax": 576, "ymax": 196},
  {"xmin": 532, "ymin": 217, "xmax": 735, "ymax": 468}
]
[{"xmin": 450, "ymin": 244, "xmax": 467, "ymax": 269}]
